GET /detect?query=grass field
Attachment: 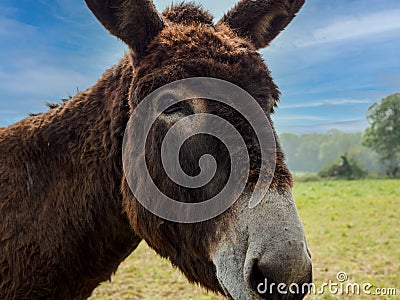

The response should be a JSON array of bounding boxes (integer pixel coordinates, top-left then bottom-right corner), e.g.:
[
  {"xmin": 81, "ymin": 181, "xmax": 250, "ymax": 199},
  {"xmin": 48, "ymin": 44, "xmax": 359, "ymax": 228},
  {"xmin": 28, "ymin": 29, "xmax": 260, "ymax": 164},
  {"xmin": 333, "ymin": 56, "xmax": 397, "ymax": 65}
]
[{"xmin": 90, "ymin": 179, "xmax": 400, "ymax": 299}]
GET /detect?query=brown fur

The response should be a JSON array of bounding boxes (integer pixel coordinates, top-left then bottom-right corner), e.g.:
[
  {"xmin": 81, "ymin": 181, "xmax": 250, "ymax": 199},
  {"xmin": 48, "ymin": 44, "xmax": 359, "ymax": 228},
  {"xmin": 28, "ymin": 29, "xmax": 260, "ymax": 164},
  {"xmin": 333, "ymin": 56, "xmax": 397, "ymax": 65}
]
[
  {"xmin": 0, "ymin": 56, "xmax": 142, "ymax": 299},
  {"xmin": 218, "ymin": 0, "xmax": 306, "ymax": 49},
  {"xmin": 0, "ymin": 1, "xmax": 304, "ymax": 299},
  {"xmin": 85, "ymin": 0, "xmax": 165, "ymax": 61},
  {"xmin": 122, "ymin": 8, "xmax": 293, "ymax": 293}
]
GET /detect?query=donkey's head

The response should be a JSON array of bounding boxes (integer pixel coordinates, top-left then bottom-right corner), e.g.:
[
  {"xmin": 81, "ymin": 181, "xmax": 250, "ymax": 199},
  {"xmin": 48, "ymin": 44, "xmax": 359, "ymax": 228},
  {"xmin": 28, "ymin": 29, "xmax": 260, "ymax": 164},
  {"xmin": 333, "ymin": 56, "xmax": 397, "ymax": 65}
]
[{"xmin": 86, "ymin": 0, "xmax": 311, "ymax": 298}]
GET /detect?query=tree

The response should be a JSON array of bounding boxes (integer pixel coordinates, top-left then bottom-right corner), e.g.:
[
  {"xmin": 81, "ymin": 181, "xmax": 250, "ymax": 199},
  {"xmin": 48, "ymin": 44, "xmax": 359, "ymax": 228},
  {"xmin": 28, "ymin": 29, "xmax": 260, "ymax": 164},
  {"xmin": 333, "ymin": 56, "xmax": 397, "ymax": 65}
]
[{"xmin": 363, "ymin": 93, "xmax": 400, "ymax": 177}]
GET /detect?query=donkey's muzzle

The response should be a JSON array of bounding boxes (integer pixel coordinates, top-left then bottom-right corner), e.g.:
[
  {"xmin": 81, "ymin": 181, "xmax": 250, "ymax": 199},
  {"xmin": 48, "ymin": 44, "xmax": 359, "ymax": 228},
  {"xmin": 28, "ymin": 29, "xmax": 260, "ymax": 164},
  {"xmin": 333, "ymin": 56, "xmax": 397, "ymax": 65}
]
[{"xmin": 248, "ymin": 240, "xmax": 312, "ymax": 299}]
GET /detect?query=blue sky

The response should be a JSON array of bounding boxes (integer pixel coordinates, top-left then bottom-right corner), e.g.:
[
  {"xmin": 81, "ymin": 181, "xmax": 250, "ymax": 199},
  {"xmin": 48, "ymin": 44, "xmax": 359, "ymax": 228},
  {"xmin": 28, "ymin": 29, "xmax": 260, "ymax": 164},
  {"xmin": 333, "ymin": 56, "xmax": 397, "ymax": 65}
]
[{"xmin": 0, "ymin": 0, "xmax": 399, "ymax": 133}]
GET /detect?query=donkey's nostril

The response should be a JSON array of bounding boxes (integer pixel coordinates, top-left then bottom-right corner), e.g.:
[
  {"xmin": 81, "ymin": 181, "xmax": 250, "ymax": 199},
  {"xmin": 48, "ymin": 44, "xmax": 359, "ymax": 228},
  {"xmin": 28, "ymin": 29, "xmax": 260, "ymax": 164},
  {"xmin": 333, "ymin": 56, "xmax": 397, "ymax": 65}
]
[
  {"xmin": 249, "ymin": 260, "xmax": 279, "ymax": 299},
  {"xmin": 248, "ymin": 256, "xmax": 312, "ymax": 300}
]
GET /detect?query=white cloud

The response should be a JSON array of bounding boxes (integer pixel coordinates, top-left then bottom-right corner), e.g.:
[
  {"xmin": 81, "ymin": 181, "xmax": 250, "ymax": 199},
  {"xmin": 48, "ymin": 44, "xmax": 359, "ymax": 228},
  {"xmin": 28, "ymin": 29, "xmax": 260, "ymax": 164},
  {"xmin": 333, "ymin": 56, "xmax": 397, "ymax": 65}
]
[
  {"xmin": 280, "ymin": 99, "xmax": 372, "ymax": 109},
  {"xmin": 0, "ymin": 16, "xmax": 37, "ymax": 37},
  {"xmin": 301, "ymin": 10, "xmax": 400, "ymax": 47},
  {"xmin": 0, "ymin": 65, "xmax": 95, "ymax": 125},
  {"xmin": 0, "ymin": 110, "xmax": 19, "ymax": 115},
  {"xmin": 276, "ymin": 119, "xmax": 369, "ymax": 134},
  {"xmin": 0, "ymin": 67, "xmax": 92, "ymax": 98},
  {"xmin": 276, "ymin": 115, "xmax": 329, "ymax": 121}
]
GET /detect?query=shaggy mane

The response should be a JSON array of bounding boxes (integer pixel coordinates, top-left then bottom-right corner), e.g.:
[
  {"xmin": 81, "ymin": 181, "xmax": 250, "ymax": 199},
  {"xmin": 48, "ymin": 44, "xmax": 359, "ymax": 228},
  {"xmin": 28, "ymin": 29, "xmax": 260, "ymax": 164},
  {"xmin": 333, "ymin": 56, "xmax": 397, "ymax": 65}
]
[{"xmin": 162, "ymin": 2, "xmax": 214, "ymax": 25}]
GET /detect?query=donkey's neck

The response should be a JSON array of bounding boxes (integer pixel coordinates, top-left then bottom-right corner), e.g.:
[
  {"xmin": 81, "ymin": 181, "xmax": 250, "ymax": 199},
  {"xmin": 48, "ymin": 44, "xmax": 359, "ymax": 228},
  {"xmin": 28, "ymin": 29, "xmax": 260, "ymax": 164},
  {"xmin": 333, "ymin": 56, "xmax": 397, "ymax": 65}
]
[
  {"xmin": 4, "ymin": 55, "xmax": 140, "ymax": 298},
  {"xmin": 47, "ymin": 55, "xmax": 139, "ymax": 294},
  {"xmin": 34, "ymin": 55, "xmax": 133, "ymax": 203},
  {"xmin": 53, "ymin": 55, "xmax": 133, "ymax": 160}
]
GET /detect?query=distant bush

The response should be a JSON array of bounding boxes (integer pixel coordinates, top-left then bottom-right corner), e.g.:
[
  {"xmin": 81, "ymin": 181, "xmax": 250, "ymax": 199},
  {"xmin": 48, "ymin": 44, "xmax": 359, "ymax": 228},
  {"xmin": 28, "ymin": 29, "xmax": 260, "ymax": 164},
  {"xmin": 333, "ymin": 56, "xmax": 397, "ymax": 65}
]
[
  {"xmin": 318, "ymin": 155, "xmax": 367, "ymax": 180},
  {"xmin": 294, "ymin": 174, "xmax": 321, "ymax": 182}
]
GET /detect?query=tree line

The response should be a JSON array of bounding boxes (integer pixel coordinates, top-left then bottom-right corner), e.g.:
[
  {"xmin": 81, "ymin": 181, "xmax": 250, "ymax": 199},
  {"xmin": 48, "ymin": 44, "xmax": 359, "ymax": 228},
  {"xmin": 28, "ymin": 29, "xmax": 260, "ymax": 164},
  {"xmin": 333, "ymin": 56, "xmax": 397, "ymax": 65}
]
[
  {"xmin": 279, "ymin": 130, "xmax": 385, "ymax": 175},
  {"xmin": 279, "ymin": 93, "xmax": 400, "ymax": 177}
]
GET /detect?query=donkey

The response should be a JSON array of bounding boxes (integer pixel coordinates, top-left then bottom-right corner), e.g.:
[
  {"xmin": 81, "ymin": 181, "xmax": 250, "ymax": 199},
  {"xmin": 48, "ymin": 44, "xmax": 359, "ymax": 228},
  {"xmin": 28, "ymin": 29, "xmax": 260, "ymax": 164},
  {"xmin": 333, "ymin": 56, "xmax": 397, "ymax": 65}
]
[{"xmin": 0, "ymin": 0, "xmax": 311, "ymax": 299}]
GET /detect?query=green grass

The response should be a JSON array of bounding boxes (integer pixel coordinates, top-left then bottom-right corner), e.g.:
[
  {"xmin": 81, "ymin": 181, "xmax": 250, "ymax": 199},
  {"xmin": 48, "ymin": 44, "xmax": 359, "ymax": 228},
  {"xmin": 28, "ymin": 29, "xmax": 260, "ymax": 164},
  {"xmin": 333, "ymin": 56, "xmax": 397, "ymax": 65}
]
[
  {"xmin": 90, "ymin": 179, "xmax": 399, "ymax": 299},
  {"xmin": 295, "ymin": 179, "xmax": 399, "ymax": 299}
]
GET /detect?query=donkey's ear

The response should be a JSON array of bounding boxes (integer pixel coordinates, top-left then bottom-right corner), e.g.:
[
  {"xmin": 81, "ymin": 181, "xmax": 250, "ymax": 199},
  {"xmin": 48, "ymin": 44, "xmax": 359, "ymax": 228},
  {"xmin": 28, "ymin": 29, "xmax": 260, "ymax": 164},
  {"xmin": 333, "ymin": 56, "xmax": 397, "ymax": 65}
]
[
  {"xmin": 217, "ymin": 0, "xmax": 305, "ymax": 49},
  {"xmin": 85, "ymin": 0, "xmax": 165, "ymax": 61}
]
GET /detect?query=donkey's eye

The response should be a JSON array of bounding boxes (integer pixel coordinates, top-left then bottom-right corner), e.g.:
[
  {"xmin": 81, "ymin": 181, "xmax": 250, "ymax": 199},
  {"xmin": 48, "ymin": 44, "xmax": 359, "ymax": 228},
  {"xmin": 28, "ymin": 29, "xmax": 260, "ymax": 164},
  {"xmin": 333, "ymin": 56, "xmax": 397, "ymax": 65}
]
[{"xmin": 163, "ymin": 103, "xmax": 184, "ymax": 114}]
